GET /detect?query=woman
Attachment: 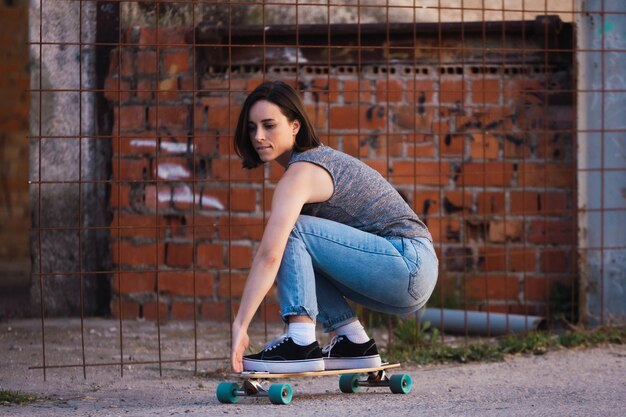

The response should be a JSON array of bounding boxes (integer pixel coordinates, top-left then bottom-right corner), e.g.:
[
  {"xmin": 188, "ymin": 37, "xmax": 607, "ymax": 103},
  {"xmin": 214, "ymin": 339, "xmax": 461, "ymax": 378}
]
[{"xmin": 230, "ymin": 80, "xmax": 438, "ymax": 373}]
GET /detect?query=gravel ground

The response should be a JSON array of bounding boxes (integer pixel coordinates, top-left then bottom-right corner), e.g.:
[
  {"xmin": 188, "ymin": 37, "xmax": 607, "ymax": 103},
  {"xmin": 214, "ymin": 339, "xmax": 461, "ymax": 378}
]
[{"xmin": 1, "ymin": 318, "xmax": 625, "ymax": 416}]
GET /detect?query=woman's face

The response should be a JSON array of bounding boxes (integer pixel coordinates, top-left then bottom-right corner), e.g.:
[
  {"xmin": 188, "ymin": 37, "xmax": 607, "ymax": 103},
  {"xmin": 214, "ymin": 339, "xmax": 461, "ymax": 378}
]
[{"xmin": 248, "ymin": 100, "xmax": 300, "ymax": 167}]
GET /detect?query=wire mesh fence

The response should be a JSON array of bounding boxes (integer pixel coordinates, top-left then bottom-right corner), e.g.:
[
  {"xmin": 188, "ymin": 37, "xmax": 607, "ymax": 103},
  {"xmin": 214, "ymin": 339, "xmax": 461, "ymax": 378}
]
[{"xmin": 23, "ymin": 0, "xmax": 625, "ymax": 379}]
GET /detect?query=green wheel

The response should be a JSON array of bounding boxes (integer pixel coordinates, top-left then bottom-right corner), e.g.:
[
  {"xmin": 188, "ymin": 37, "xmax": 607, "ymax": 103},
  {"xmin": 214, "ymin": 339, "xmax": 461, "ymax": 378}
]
[
  {"xmin": 216, "ymin": 382, "xmax": 240, "ymax": 404},
  {"xmin": 339, "ymin": 374, "xmax": 361, "ymax": 393},
  {"xmin": 268, "ymin": 383, "xmax": 293, "ymax": 405},
  {"xmin": 389, "ymin": 374, "xmax": 412, "ymax": 394}
]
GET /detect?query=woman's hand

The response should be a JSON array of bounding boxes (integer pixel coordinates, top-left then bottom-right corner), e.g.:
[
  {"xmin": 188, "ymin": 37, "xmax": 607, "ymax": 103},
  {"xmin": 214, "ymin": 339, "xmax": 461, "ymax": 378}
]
[{"xmin": 231, "ymin": 323, "xmax": 250, "ymax": 373}]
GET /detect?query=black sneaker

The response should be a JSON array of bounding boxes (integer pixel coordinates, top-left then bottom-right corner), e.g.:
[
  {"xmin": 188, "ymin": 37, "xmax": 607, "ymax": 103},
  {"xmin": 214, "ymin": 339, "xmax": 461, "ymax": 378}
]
[
  {"xmin": 322, "ymin": 336, "xmax": 382, "ymax": 370},
  {"xmin": 242, "ymin": 336, "xmax": 325, "ymax": 373}
]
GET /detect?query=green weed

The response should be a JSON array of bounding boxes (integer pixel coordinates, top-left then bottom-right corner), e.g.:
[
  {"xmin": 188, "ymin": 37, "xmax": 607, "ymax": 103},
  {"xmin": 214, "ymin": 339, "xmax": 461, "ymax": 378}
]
[
  {"xmin": 0, "ymin": 390, "xmax": 38, "ymax": 406},
  {"xmin": 385, "ymin": 321, "xmax": 625, "ymax": 366}
]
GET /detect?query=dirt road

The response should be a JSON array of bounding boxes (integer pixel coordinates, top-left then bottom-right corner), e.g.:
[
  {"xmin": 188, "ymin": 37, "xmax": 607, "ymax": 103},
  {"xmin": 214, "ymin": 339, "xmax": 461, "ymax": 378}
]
[{"xmin": 1, "ymin": 319, "xmax": 624, "ymax": 416}]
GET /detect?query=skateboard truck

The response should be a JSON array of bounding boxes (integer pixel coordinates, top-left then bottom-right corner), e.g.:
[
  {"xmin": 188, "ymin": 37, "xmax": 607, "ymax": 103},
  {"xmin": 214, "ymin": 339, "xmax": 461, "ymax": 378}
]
[
  {"xmin": 218, "ymin": 379, "xmax": 293, "ymax": 405},
  {"xmin": 338, "ymin": 368, "xmax": 411, "ymax": 394}
]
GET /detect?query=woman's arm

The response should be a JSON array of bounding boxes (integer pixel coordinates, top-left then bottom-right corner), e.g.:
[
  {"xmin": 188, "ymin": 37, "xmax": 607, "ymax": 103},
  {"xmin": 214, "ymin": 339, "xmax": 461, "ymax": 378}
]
[{"xmin": 230, "ymin": 161, "xmax": 333, "ymax": 371}]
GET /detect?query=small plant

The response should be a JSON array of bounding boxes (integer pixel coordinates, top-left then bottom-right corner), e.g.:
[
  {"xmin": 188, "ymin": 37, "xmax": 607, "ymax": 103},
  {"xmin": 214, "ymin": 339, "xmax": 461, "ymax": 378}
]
[
  {"xmin": 499, "ymin": 331, "xmax": 555, "ymax": 355},
  {"xmin": 393, "ymin": 318, "xmax": 440, "ymax": 348},
  {"xmin": 387, "ymin": 324, "xmax": 625, "ymax": 365},
  {"xmin": 557, "ymin": 325, "xmax": 625, "ymax": 348},
  {"xmin": 0, "ymin": 390, "xmax": 38, "ymax": 406}
]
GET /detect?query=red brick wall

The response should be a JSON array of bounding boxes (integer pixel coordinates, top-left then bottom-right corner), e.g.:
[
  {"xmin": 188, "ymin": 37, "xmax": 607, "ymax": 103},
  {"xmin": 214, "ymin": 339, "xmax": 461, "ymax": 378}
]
[
  {"xmin": 105, "ymin": 27, "xmax": 576, "ymax": 321},
  {"xmin": 0, "ymin": 3, "xmax": 30, "ymax": 286}
]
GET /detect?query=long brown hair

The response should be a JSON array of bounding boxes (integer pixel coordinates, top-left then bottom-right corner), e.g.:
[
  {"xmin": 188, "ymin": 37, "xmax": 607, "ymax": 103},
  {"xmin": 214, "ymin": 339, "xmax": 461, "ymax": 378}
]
[{"xmin": 234, "ymin": 81, "xmax": 321, "ymax": 169}]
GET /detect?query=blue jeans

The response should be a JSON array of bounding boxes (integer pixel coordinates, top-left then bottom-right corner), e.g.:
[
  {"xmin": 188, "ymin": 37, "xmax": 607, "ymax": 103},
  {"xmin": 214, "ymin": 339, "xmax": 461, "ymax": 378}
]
[{"xmin": 276, "ymin": 215, "xmax": 439, "ymax": 332}]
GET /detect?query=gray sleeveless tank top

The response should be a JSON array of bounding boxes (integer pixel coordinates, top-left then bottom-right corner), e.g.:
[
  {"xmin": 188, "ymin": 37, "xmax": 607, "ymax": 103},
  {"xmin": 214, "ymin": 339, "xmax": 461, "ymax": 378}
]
[{"xmin": 288, "ymin": 146, "xmax": 432, "ymax": 241}]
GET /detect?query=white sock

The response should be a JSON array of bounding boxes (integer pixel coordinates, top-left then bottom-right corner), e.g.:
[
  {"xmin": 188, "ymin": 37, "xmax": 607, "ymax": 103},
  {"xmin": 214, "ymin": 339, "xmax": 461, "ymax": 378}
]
[
  {"xmin": 287, "ymin": 322, "xmax": 317, "ymax": 346},
  {"xmin": 335, "ymin": 320, "xmax": 370, "ymax": 344}
]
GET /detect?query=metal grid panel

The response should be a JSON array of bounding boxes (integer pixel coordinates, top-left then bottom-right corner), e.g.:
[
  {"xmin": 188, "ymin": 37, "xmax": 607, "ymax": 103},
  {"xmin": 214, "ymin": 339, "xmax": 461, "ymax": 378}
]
[{"xmin": 24, "ymin": 1, "xmax": 625, "ymax": 379}]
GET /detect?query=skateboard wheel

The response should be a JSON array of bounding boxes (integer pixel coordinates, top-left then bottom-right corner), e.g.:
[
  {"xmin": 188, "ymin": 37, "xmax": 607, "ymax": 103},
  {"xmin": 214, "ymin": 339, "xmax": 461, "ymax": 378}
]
[
  {"xmin": 389, "ymin": 374, "xmax": 412, "ymax": 394},
  {"xmin": 268, "ymin": 383, "xmax": 293, "ymax": 405},
  {"xmin": 216, "ymin": 382, "xmax": 240, "ymax": 404},
  {"xmin": 339, "ymin": 374, "xmax": 360, "ymax": 393}
]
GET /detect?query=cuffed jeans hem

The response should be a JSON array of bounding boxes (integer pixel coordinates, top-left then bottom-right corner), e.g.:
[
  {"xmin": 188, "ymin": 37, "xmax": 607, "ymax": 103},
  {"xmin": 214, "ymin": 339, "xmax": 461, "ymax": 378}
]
[
  {"xmin": 281, "ymin": 306, "xmax": 318, "ymax": 324},
  {"xmin": 322, "ymin": 314, "xmax": 357, "ymax": 333}
]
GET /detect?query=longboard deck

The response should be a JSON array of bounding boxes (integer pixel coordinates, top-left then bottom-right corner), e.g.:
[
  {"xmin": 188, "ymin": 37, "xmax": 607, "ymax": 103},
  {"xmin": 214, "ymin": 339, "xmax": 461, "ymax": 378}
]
[
  {"xmin": 217, "ymin": 362, "xmax": 412, "ymax": 404},
  {"xmin": 235, "ymin": 362, "xmax": 400, "ymax": 379}
]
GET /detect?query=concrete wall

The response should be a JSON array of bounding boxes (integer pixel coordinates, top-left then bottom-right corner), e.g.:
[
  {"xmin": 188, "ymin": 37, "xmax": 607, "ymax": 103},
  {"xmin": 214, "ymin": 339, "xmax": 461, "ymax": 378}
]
[
  {"xmin": 577, "ymin": 0, "xmax": 626, "ymax": 325},
  {"xmin": 28, "ymin": 0, "xmax": 109, "ymax": 316},
  {"xmin": 260, "ymin": 0, "xmax": 577, "ymax": 25},
  {"xmin": 120, "ymin": 0, "xmax": 576, "ymax": 28}
]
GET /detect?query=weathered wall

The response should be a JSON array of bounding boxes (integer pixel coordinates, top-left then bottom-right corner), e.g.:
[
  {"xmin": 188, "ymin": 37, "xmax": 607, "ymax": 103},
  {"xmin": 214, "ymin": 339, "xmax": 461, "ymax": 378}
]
[
  {"xmin": 119, "ymin": 0, "xmax": 576, "ymax": 28},
  {"xmin": 28, "ymin": 0, "xmax": 110, "ymax": 316},
  {"xmin": 104, "ymin": 19, "xmax": 576, "ymax": 322},
  {"xmin": 577, "ymin": 0, "xmax": 626, "ymax": 325},
  {"xmin": 256, "ymin": 0, "xmax": 577, "ymax": 24}
]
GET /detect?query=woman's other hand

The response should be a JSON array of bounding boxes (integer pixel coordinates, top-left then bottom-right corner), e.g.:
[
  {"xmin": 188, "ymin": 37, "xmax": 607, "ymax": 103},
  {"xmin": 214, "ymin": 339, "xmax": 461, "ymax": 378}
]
[{"xmin": 231, "ymin": 324, "xmax": 250, "ymax": 373}]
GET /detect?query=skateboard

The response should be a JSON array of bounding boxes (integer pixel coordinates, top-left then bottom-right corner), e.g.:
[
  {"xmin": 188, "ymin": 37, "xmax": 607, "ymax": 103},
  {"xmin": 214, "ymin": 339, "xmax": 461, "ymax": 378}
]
[{"xmin": 216, "ymin": 363, "xmax": 411, "ymax": 405}]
